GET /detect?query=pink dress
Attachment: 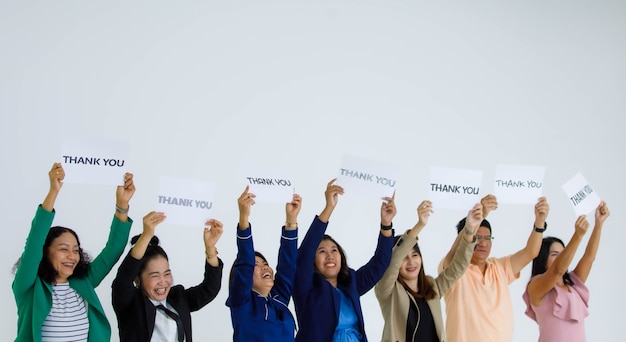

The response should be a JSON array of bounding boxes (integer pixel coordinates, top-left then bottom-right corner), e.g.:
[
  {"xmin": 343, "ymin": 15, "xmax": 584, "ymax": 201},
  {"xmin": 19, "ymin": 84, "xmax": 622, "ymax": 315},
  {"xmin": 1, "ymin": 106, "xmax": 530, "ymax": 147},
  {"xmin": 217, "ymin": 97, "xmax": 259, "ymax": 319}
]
[{"xmin": 523, "ymin": 272, "xmax": 590, "ymax": 342}]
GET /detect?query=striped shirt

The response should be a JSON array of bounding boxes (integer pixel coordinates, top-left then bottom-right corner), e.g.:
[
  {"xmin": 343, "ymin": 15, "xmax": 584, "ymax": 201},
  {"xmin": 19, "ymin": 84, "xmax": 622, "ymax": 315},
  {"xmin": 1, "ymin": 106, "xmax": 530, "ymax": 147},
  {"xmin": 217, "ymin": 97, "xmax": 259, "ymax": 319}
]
[{"xmin": 42, "ymin": 282, "xmax": 89, "ymax": 342}]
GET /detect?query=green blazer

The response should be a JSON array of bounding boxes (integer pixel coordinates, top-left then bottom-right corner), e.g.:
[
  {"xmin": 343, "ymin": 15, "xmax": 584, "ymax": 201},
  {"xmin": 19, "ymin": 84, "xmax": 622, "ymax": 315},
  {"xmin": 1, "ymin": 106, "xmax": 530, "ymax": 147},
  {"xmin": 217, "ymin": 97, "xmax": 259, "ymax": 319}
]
[{"xmin": 13, "ymin": 205, "xmax": 132, "ymax": 342}]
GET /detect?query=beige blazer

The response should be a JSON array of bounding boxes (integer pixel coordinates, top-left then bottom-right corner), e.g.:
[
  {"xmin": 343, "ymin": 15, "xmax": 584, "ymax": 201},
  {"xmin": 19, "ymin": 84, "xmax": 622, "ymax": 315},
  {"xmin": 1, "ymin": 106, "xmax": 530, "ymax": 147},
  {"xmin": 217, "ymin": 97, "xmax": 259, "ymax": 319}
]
[{"xmin": 375, "ymin": 232, "xmax": 474, "ymax": 342}]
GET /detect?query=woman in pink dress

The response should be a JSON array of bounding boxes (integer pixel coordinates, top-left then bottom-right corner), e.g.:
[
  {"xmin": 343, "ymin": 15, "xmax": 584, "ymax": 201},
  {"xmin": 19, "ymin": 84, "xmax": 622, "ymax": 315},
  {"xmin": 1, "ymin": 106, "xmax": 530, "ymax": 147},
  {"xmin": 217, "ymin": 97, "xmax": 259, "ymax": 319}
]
[{"xmin": 523, "ymin": 201, "xmax": 610, "ymax": 342}]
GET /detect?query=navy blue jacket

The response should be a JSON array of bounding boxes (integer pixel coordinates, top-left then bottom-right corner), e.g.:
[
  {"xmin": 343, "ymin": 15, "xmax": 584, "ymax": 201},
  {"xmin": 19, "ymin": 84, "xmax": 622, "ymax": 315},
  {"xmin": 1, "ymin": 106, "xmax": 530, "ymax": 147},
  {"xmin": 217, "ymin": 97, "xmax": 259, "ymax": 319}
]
[
  {"xmin": 226, "ymin": 224, "xmax": 298, "ymax": 341},
  {"xmin": 293, "ymin": 216, "xmax": 394, "ymax": 342}
]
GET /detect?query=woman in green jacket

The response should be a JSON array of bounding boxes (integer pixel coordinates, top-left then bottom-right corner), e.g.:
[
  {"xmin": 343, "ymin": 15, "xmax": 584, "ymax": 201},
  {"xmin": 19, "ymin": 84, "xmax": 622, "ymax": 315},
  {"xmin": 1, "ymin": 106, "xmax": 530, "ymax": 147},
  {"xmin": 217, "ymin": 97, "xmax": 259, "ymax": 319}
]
[{"xmin": 12, "ymin": 162, "xmax": 135, "ymax": 342}]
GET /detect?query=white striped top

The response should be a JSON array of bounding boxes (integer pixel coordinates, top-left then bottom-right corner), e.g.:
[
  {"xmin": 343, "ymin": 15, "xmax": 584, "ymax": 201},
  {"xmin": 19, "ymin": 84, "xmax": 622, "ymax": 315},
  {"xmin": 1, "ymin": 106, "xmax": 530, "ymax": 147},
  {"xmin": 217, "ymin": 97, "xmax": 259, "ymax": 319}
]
[{"xmin": 42, "ymin": 282, "xmax": 89, "ymax": 342}]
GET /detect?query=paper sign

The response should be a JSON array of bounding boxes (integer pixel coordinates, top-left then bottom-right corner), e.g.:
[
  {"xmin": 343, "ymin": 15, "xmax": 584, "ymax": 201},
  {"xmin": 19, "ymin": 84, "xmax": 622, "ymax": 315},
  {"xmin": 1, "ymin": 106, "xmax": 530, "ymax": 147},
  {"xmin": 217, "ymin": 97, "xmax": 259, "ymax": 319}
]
[
  {"xmin": 242, "ymin": 165, "xmax": 294, "ymax": 203},
  {"xmin": 157, "ymin": 176, "xmax": 216, "ymax": 228},
  {"xmin": 335, "ymin": 154, "xmax": 398, "ymax": 201},
  {"xmin": 429, "ymin": 166, "xmax": 483, "ymax": 210},
  {"xmin": 493, "ymin": 164, "xmax": 545, "ymax": 204},
  {"xmin": 61, "ymin": 137, "xmax": 130, "ymax": 186},
  {"xmin": 562, "ymin": 173, "xmax": 601, "ymax": 216}
]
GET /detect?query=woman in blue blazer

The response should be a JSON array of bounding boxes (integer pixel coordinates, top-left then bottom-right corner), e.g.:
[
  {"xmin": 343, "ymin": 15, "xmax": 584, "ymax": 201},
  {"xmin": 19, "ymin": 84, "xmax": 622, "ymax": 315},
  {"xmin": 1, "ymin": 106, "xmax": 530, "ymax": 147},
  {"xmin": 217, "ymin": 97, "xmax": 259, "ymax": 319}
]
[
  {"xmin": 227, "ymin": 186, "xmax": 301, "ymax": 341},
  {"xmin": 293, "ymin": 179, "xmax": 395, "ymax": 342}
]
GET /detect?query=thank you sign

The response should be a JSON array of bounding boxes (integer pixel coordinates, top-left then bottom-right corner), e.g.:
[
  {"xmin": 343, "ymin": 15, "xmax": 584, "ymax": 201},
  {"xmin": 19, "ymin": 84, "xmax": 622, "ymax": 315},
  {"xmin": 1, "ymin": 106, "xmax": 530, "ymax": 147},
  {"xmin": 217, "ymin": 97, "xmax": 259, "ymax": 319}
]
[
  {"xmin": 429, "ymin": 166, "xmax": 483, "ymax": 210},
  {"xmin": 242, "ymin": 165, "xmax": 294, "ymax": 203},
  {"xmin": 494, "ymin": 164, "xmax": 545, "ymax": 204},
  {"xmin": 61, "ymin": 137, "xmax": 129, "ymax": 186},
  {"xmin": 562, "ymin": 173, "xmax": 601, "ymax": 216},
  {"xmin": 157, "ymin": 176, "xmax": 216, "ymax": 227},
  {"xmin": 335, "ymin": 154, "xmax": 398, "ymax": 201}
]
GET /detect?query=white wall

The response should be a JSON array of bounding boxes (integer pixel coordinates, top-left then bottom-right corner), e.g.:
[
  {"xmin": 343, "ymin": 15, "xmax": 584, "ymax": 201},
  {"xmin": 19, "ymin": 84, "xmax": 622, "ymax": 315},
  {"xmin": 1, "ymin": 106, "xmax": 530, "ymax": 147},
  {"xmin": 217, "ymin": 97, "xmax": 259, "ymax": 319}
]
[{"xmin": 1, "ymin": 1, "xmax": 624, "ymax": 341}]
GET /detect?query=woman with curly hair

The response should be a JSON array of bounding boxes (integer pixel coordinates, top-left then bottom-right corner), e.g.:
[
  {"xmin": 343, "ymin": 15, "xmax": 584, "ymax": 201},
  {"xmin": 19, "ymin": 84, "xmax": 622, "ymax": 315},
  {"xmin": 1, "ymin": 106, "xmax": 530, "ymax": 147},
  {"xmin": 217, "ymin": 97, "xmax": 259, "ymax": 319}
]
[{"xmin": 13, "ymin": 162, "xmax": 135, "ymax": 342}]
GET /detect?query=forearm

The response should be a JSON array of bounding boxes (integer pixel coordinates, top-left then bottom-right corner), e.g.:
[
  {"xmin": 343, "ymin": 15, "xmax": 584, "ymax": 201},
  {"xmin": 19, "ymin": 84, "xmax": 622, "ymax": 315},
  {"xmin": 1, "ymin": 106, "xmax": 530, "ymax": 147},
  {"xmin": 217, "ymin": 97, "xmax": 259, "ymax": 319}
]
[
  {"xmin": 551, "ymin": 233, "xmax": 584, "ymax": 276},
  {"xmin": 130, "ymin": 234, "xmax": 152, "ymax": 260},
  {"xmin": 406, "ymin": 222, "xmax": 425, "ymax": 240},
  {"xmin": 442, "ymin": 233, "xmax": 463, "ymax": 270},
  {"xmin": 42, "ymin": 189, "xmax": 59, "ymax": 212}
]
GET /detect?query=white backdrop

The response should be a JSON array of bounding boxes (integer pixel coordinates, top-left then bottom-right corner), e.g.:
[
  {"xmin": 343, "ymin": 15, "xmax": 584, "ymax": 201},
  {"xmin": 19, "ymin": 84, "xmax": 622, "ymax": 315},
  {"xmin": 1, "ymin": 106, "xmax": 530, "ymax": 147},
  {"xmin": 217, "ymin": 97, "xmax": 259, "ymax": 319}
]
[{"xmin": 1, "ymin": 1, "xmax": 624, "ymax": 341}]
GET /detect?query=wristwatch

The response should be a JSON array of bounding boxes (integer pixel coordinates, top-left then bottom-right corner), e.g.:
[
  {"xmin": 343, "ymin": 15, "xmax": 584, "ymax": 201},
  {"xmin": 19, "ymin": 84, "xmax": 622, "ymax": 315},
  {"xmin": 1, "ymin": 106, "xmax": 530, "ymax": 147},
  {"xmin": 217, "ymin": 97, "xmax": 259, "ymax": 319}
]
[{"xmin": 534, "ymin": 222, "xmax": 547, "ymax": 233}]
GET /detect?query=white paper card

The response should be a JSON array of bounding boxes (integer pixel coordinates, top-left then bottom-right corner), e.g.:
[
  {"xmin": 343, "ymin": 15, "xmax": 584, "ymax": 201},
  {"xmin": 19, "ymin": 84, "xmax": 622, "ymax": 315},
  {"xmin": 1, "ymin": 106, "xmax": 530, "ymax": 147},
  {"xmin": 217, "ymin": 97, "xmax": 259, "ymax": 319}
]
[
  {"xmin": 336, "ymin": 154, "xmax": 398, "ymax": 201},
  {"xmin": 429, "ymin": 166, "xmax": 483, "ymax": 210},
  {"xmin": 562, "ymin": 173, "xmax": 601, "ymax": 216},
  {"xmin": 157, "ymin": 176, "xmax": 216, "ymax": 228},
  {"xmin": 61, "ymin": 137, "xmax": 129, "ymax": 186},
  {"xmin": 493, "ymin": 164, "xmax": 545, "ymax": 204},
  {"xmin": 242, "ymin": 165, "xmax": 294, "ymax": 203}
]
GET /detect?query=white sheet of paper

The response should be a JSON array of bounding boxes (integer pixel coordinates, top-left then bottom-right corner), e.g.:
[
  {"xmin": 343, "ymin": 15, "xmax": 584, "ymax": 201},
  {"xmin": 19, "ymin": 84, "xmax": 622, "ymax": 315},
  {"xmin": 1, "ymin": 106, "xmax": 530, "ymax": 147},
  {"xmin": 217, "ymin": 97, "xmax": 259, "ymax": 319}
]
[
  {"xmin": 429, "ymin": 166, "xmax": 483, "ymax": 210},
  {"xmin": 493, "ymin": 164, "xmax": 545, "ymax": 204},
  {"xmin": 562, "ymin": 172, "xmax": 601, "ymax": 216},
  {"xmin": 242, "ymin": 165, "xmax": 294, "ymax": 203},
  {"xmin": 157, "ymin": 176, "xmax": 216, "ymax": 228},
  {"xmin": 61, "ymin": 137, "xmax": 129, "ymax": 186},
  {"xmin": 335, "ymin": 154, "xmax": 398, "ymax": 202}
]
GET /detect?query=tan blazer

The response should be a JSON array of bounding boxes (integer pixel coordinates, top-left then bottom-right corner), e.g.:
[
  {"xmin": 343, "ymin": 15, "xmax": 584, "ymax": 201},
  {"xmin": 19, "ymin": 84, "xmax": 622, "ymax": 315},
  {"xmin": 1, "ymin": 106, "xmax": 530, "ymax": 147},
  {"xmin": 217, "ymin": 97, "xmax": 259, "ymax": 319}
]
[{"xmin": 375, "ymin": 232, "xmax": 474, "ymax": 342}]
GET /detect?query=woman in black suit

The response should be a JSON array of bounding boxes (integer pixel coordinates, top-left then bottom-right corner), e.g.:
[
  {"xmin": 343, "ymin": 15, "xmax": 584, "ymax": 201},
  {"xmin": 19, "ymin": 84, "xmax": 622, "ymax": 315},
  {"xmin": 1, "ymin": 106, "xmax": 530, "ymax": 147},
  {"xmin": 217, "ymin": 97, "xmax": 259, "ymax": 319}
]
[{"xmin": 112, "ymin": 211, "xmax": 224, "ymax": 341}]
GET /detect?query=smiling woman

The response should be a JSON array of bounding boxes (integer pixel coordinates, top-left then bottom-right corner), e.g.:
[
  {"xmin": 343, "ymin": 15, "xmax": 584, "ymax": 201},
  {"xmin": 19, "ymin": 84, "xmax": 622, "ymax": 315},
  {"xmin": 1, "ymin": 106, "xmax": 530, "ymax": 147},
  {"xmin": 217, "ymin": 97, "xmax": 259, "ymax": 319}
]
[
  {"xmin": 111, "ymin": 212, "xmax": 225, "ymax": 342},
  {"xmin": 12, "ymin": 163, "xmax": 135, "ymax": 342}
]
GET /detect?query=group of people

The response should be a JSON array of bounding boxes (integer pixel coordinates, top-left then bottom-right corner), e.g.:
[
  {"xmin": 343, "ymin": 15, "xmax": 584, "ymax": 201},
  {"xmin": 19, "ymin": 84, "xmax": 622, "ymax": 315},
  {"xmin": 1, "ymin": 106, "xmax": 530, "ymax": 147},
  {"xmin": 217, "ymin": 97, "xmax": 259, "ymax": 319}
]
[{"xmin": 12, "ymin": 163, "xmax": 610, "ymax": 341}]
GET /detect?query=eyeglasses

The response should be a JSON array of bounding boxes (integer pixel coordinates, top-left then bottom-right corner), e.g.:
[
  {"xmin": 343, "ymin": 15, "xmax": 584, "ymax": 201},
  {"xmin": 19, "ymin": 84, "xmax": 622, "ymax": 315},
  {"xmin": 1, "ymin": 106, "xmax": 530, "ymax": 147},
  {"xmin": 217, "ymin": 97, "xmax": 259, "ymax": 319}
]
[{"xmin": 475, "ymin": 235, "xmax": 494, "ymax": 242}]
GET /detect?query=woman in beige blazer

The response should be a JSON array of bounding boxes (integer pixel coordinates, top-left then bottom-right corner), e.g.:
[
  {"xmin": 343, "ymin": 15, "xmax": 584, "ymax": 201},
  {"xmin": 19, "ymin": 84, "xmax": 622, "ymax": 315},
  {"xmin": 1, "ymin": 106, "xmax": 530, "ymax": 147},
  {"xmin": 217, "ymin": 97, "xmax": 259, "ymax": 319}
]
[{"xmin": 374, "ymin": 201, "xmax": 482, "ymax": 342}]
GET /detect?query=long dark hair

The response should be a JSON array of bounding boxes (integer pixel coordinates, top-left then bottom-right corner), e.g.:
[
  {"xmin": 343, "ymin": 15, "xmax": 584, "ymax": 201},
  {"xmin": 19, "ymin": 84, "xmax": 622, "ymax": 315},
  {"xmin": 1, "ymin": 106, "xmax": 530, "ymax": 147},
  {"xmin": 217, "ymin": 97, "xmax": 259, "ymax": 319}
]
[
  {"xmin": 394, "ymin": 236, "xmax": 436, "ymax": 300},
  {"xmin": 131, "ymin": 234, "xmax": 169, "ymax": 278},
  {"xmin": 13, "ymin": 226, "xmax": 91, "ymax": 284},
  {"xmin": 316, "ymin": 235, "xmax": 350, "ymax": 286},
  {"xmin": 531, "ymin": 236, "xmax": 574, "ymax": 286}
]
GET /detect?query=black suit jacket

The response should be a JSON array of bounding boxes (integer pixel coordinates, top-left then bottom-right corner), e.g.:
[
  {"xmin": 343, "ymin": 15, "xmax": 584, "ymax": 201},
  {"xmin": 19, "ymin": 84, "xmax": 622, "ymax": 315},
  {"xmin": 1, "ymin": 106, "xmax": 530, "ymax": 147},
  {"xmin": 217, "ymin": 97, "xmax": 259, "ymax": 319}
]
[{"xmin": 112, "ymin": 253, "xmax": 223, "ymax": 341}]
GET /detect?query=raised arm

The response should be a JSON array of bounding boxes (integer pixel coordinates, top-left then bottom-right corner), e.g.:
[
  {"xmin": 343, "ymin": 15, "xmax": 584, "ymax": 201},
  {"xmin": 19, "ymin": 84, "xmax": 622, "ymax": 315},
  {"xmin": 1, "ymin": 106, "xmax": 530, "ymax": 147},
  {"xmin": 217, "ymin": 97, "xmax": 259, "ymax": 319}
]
[
  {"xmin": 435, "ymin": 203, "xmax": 481, "ymax": 293},
  {"xmin": 379, "ymin": 193, "xmax": 397, "ymax": 238},
  {"xmin": 294, "ymin": 179, "xmax": 341, "ymax": 297},
  {"xmin": 42, "ymin": 162, "xmax": 64, "ymax": 211},
  {"xmin": 273, "ymin": 193, "xmax": 301, "ymax": 301},
  {"xmin": 439, "ymin": 203, "xmax": 483, "ymax": 270},
  {"xmin": 228, "ymin": 186, "xmax": 256, "ymax": 307},
  {"xmin": 187, "ymin": 218, "xmax": 224, "ymax": 311},
  {"xmin": 527, "ymin": 215, "xmax": 589, "ymax": 306},
  {"xmin": 376, "ymin": 200, "xmax": 432, "ymax": 299},
  {"xmin": 203, "ymin": 218, "xmax": 223, "ymax": 267},
  {"xmin": 131, "ymin": 211, "xmax": 166, "ymax": 260},
  {"xmin": 86, "ymin": 172, "xmax": 135, "ymax": 286},
  {"xmin": 13, "ymin": 163, "xmax": 64, "ymax": 296},
  {"xmin": 510, "ymin": 196, "xmax": 549, "ymax": 274},
  {"xmin": 114, "ymin": 172, "xmax": 135, "ymax": 223},
  {"xmin": 573, "ymin": 201, "xmax": 610, "ymax": 282},
  {"xmin": 318, "ymin": 178, "xmax": 344, "ymax": 223}
]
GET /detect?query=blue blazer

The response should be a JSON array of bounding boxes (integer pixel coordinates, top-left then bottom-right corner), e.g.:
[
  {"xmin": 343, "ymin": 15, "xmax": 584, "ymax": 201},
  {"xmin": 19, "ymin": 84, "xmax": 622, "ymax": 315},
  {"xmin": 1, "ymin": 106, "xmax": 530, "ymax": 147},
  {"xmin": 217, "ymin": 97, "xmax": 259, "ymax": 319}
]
[
  {"xmin": 227, "ymin": 225, "xmax": 298, "ymax": 341},
  {"xmin": 293, "ymin": 216, "xmax": 393, "ymax": 342}
]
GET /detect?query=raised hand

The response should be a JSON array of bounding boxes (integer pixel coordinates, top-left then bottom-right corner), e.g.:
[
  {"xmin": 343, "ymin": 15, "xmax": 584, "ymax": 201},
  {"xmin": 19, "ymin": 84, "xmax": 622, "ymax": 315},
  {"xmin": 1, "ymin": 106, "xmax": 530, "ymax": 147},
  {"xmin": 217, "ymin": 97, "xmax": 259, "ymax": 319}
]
[
  {"xmin": 42, "ymin": 163, "xmax": 66, "ymax": 211},
  {"xmin": 204, "ymin": 219, "xmax": 224, "ymax": 249},
  {"xmin": 116, "ymin": 172, "xmax": 136, "ymax": 208},
  {"xmin": 319, "ymin": 179, "xmax": 344, "ymax": 223},
  {"xmin": 416, "ymin": 200, "xmax": 433, "ymax": 226},
  {"xmin": 238, "ymin": 186, "xmax": 256, "ymax": 224},
  {"xmin": 286, "ymin": 193, "xmax": 302, "ymax": 228},
  {"xmin": 595, "ymin": 201, "xmax": 610, "ymax": 224},
  {"xmin": 534, "ymin": 197, "xmax": 549, "ymax": 227},
  {"xmin": 480, "ymin": 194, "xmax": 498, "ymax": 218},
  {"xmin": 380, "ymin": 194, "xmax": 397, "ymax": 227},
  {"xmin": 574, "ymin": 215, "xmax": 590, "ymax": 236},
  {"xmin": 324, "ymin": 178, "xmax": 344, "ymax": 210},
  {"xmin": 48, "ymin": 162, "xmax": 65, "ymax": 192},
  {"xmin": 142, "ymin": 211, "xmax": 166, "ymax": 238},
  {"xmin": 464, "ymin": 203, "xmax": 483, "ymax": 234}
]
